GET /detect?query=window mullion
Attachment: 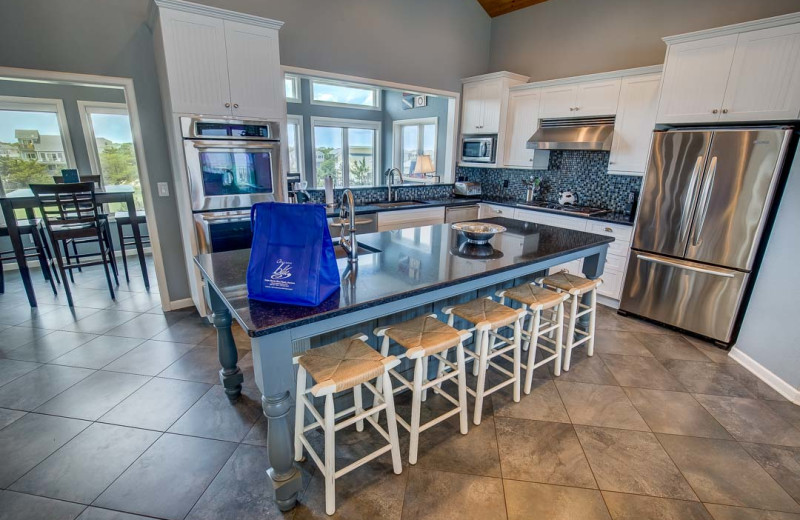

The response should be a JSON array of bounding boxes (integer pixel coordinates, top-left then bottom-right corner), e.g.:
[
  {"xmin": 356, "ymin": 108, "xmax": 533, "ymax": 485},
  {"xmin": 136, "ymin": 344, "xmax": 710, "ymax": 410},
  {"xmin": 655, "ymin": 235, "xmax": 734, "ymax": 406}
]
[{"xmin": 342, "ymin": 127, "xmax": 350, "ymax": 188}]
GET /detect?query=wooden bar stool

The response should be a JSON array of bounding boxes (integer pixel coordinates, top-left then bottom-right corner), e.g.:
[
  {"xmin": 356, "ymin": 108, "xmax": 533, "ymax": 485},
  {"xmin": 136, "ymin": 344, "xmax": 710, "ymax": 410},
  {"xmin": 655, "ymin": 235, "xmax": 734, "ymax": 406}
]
[
  {"xmin": 374, "ymin": 314, "xmax": 471, "ymax": 465},
  {"xmin": 293, "ymin": 334, "xmax": 402, "ymax": 516},
  {"xmin": 538, "ymin": 271, "xmax": 602, "ymax": 372},
  {"xmin": 443, "ymin": 297, "xmax": 524, "ymax": 425},
  {"xmin": 496, "ymin": 283, "xmax": 569, "ymax": 392}
]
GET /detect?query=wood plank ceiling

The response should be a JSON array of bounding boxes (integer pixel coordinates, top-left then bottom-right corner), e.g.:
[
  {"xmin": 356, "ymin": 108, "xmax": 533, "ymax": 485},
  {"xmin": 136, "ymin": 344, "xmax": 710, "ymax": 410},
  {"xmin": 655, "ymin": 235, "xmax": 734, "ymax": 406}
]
[{"xmin": 477, "ymin": 0, "xmax": 551, "ymax": 17}]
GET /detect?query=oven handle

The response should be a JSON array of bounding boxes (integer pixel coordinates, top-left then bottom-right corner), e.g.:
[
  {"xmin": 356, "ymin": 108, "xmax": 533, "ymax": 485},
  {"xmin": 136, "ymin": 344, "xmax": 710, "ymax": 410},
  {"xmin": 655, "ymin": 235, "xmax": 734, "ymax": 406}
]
[{"xmin": 190, "ymin": 140, "xmax": 278, "ymax": 151}]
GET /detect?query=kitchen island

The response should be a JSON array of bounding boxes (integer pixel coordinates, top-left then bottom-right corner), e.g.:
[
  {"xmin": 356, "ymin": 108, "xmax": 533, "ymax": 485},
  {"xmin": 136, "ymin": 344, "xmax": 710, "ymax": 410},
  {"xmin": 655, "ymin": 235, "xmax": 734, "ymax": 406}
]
[{"xmin": 194, "ymin": 216, "xmax": 613, "ymax": 511}]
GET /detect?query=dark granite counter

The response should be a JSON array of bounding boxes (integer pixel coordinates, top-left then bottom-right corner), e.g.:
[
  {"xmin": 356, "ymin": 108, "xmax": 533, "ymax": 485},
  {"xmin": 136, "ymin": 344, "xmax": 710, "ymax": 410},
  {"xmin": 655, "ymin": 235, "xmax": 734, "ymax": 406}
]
[{"xmin": 195, "ymin": 217, "xmax": 613, "ymax": 337}]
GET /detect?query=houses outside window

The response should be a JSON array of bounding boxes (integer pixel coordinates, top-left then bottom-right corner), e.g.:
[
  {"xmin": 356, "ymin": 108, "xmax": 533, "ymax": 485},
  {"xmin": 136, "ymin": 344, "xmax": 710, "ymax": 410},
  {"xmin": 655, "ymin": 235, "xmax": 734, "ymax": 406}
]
[
  {"xmin": 393, "ymin": 117, "xmax": 437, "ymax": 178},
  {"xmin": 311, "ymin": 117, "xmax": 380, "ymax": 188},
  {"xmin": 311, "ymin": 79, "xmax": 380, "ymax": 110}
]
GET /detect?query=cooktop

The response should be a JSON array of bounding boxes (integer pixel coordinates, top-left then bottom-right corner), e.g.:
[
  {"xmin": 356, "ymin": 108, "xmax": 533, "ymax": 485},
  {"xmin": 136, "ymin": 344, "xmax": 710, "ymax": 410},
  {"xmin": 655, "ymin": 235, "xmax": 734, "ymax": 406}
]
[{"xmin": 516, "ymin": 200, "xmax": 609, "ymax": 217}]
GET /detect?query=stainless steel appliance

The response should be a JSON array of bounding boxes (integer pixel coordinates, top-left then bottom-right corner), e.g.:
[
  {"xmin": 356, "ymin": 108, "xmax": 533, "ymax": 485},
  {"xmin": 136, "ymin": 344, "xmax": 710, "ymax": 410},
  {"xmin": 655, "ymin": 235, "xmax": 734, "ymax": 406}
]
[
  {"xmin": 181, "ymin": 117, "xmax": 284, "ymax": 253},
  {"xmin": 527, "ymin": 117, "xmax": 615, "ymax": 151},
  {"xmin": 620, "ymin": 127, "xmax": 795, "ymax": 344},
  {"xmin": 445, "ymin": 204, "xmax": 480, "ymax": 223},
  {"xmin": 453, "ymin": 182, "xmax": 482, "ymax": 197},
  {"xmin": 461, "ymin": 136, "xmax": 496, "ymax": 164}
]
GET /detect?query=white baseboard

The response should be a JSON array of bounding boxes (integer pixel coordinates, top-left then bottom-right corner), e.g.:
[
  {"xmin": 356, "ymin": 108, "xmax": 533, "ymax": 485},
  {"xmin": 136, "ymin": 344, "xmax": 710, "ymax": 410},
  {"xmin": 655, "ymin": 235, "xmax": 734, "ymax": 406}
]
[
  {"xmin": 597, "ymin": 295, "xmax": 620, "ymax": 309},
  {"xmin": 163, "ymin": 297, "xmax": 195, "ymax": 312},
  {"xmin": 729, "ymin": 347, "xmax": 800, "ymax": 405}
]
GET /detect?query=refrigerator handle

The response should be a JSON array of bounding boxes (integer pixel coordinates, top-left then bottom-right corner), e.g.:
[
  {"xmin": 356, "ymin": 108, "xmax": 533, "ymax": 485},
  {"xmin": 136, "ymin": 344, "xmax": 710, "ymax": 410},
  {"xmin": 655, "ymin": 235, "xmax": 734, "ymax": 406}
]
[
  {"xmin": 636, "ymin": 253, "xmax": 735, "ymax": 278},
  {"xmin": 678, "ymin": 155, "xmax": 705, "ymax": 243},
  {"xmin": 691, "ymin": 156, "xmax": 717, "ymax": 247}
]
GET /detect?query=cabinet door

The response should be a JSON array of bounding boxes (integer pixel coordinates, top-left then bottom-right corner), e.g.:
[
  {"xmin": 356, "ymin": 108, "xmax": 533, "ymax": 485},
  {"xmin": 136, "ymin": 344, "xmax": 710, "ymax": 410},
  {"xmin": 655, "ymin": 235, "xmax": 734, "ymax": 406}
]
[
  {"xmin": 720, "ymin": 24, "xmax": 800, "ymax": 122},
  {"xmin": 575, "ymin": 78, "xmax": 621, "ymax": 116},
  {"xmin": 656, "ymin": 34, "xmax": 738, "ymax": 124},
  {"xmin": 539, "ymin": 84, "xmax": 578, "ymax": 118},
  {"xmin": 461, "ymin": 82, "xmax": 484, "ymax": 133},
  {"xmin": 159, "ymin": 9, "xmax": 231, "ymax": 116},
  {"xmin": 479, "ymin": 204, "xmax": 511, "ymax": 219},
  {"xmin": 480, "ymin": 79, "xmax": 503, "ymax": 133},
  {"xmin": 504, "ymin": 89, "xmax": 542, "ymax": 167},
  {"xmin": 608, "ymin": 74, "xmax": 661, "ymax": 175},
  {"xmin": 224, "ymin": 21, "xmax": 284, "ymax": 120}
]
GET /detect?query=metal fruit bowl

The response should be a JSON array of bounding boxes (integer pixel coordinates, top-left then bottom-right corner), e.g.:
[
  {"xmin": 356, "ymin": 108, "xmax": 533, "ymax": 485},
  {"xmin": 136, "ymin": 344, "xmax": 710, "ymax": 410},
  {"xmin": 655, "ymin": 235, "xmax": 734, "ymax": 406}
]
[{"xmin": 451, "ymin": 222, "xmax": 507, "ymax": 244}]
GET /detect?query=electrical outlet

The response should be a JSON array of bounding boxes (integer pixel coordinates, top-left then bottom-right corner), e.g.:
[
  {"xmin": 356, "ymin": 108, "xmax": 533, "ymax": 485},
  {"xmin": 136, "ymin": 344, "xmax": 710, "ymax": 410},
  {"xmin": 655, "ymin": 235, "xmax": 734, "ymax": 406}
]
[
  {"xmin": 157, "ymin": 182, "xmax": 170, "ymax": 197},
  {"xmin": 503, "ymin": 180, "xmax": 509, "ymax": 188}
]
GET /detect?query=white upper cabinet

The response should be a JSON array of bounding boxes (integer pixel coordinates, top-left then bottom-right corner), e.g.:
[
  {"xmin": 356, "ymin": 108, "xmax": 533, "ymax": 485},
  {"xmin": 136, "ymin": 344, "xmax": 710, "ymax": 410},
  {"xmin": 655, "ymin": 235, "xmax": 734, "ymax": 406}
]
[
  {"xmin": 460, "ymin": 74, "xmax": 526, "ymax": 135},
  {"xmin": 480, "ymin": 80, "xmax": 504, "ymax": 133},
  {"xmin": 539, "ymin": 84, "xmax": 578, "ymax": 118},
  {"xmin": 720, "ymin": 24, "xmax": 800, "ymax": 122},
  {"xmin": 657, "ymin": 34, "xmax": 738, "ymax": 124},
  {"xmin": 608, "ymin": 73, "xmax": 661, "ymax": 176},
  {"xmin": 461, "ymin": 82, "xmax": 485, "ymax": 133},
  {"xmin": 574, "ymin": 78, "xmax": 622, "ymax": 116},
  {"xmin": 503, "ymin": 89, "xmax": 550, "ymax": 169}
]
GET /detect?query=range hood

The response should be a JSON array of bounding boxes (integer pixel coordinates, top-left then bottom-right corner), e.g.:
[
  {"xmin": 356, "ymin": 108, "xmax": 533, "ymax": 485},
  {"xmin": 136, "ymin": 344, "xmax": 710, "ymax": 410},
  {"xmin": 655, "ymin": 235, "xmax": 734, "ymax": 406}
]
[{"xmin": 527, "ymin": 116, "xmax": 615, "ymax": 151}]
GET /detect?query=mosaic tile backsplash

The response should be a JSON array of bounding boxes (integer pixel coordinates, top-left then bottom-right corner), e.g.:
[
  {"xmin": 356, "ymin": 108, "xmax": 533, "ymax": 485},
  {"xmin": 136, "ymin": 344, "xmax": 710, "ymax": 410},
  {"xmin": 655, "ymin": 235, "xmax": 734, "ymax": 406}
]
[
  {"xmin": 458, "ymin": 150, "xmax": 643, "ymax": 213},
  {"xmin": 305, "ymin": 184, "xmax": 456, "ymax": 205}
]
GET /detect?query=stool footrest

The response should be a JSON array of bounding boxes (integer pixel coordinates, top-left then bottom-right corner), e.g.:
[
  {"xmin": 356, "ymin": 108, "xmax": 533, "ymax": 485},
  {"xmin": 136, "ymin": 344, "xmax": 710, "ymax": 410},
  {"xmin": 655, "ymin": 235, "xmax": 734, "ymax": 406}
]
[{"xmin": 335, "ymin": 444, "xmax": 393, "ymax": 479}]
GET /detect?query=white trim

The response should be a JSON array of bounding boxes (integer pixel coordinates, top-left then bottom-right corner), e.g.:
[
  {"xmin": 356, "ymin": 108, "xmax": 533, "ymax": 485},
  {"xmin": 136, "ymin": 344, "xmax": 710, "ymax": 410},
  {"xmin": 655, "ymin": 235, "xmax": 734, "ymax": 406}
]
[
  {"xmin": 663, "ymin": 11, "xmax": 800, "ymax": 45},
  {"xmin": 462, "ymin": 71, "xmax": 530, "ymax": 84},
  {"xmin": 392, "ymin": 117, "xmax": 439, "ymax": 177},
  {"xmin": 286, "ymin": 114, "xmax": 305, "ymax": 176},
  {"xmin": 309, "ymin": 116, "xmax": 381, "ymax": 188},
  {"xmin": 515, "ymin": 65, "xmax": 664, "ymax": 91},
  {"xmin": 310, "ymin": 78, "xmax": 381, "ymax": 111},
  {"xmin": 597, "ymin": 295, "xmax": 620, "ymax": 309},
  {"xmin": 0, "ymin": 66, "xmax": 172, "ymax": 311},
  {"xmin": 150, "ymin": 0, "xmax": 283, "ymax": 30},
  {"xmin": 163, "ymin": 297, "xmax": 195, "ymax": 311},
  {"xmin": 729, "ymin": 347, "xmax": 800, "ymax": 404},
  {"xmin": 0, "ymin": 95, "xmax": 78, "ymax": 171},
  {"xmin": 284, "ymin": 73, "xmax": 301, "ymax": 104}
]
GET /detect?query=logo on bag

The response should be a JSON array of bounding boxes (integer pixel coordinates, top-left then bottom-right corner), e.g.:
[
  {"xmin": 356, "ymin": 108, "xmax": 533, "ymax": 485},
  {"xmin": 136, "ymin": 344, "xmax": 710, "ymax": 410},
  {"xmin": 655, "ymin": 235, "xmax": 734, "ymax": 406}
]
[{"xmin": 271, "ymin": 260, "xmax": 293, "ymax": 280}]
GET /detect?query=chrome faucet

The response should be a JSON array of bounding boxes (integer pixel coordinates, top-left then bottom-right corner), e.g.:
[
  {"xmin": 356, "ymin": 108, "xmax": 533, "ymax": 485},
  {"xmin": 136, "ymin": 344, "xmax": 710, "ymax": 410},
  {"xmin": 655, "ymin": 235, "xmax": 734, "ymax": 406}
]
[
  {"xmin": 385, "ymin": 167, "xmax": 404, "ymax": 202},
  {"xmin": 339, "ymin": 189, "xmax": 358, "ymax": 265}
]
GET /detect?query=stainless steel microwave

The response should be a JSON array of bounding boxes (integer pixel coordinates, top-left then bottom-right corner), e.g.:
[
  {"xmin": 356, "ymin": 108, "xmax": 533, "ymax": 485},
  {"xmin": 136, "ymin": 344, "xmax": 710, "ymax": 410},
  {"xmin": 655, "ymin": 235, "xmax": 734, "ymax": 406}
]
[{"xmin": 461, "ymin": 135, "xmax": 496, "ymax": 164}]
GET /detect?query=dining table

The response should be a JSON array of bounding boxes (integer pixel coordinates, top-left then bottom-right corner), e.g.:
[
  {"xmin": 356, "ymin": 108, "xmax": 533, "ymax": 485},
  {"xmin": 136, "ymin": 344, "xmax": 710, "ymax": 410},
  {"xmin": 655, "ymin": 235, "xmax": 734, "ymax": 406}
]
[{"xmin": 0, "ymin": 184, "xmax": 150, "ymax": 307}]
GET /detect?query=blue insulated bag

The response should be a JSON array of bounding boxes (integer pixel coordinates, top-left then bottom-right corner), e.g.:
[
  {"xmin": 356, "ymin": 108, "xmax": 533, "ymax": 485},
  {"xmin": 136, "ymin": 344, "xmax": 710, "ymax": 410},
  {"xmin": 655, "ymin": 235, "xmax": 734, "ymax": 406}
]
[{"xmin": 247, "ymin": 202, "xmax": 340, "ymax": 306}]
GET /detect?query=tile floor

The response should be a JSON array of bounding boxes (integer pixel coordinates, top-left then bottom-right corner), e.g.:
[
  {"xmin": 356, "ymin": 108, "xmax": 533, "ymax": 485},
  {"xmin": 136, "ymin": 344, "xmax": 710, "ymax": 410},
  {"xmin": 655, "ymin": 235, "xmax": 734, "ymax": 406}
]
[{"xmin": 1, "ymin": 259, "xmax": 800, "ymax": 519}]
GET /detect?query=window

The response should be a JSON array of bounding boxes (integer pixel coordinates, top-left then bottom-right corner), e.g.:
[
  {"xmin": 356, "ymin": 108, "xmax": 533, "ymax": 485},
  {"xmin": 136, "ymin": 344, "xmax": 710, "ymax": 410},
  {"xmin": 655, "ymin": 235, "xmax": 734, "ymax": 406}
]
[
  {"xmin": 77, "ymin": 101, "xmax": 143, "ymax": 211},
  {"xmin": 285, "ymin": 74, "xmax": 301, "ymax": 103},
  {"xmin": 311, "ymin": 79, "xmax": 380, "ymax": 110},
  {"xmin": 311, "ymin": 117, "xmax": 380, "ymax": 188},
  {"xmin": 0, "ymin": 96, "xmax": 75, "ymax": 193},
  {"xmin": 393, "ymin": 117, "xmax": 437, "ymax": 180},
  {"xmin": 286, "ymin": 115, "xmax": 304, "ymax": 175}
]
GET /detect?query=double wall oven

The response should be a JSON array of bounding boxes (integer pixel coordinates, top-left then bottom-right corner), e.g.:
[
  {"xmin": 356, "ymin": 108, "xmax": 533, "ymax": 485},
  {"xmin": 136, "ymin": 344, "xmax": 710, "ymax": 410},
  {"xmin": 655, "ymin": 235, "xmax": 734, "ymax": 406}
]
[{"xmin": 181, "ymin": 117, "xmax": 283, "ymax": 254}]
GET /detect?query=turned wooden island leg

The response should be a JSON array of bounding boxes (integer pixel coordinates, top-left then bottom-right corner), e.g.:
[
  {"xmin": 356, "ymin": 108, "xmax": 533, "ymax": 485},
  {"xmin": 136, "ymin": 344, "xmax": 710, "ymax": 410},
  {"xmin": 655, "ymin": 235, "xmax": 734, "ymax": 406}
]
[{"xmin": 208, "ymin": 287, "xmax": 243, "ymax": 401}]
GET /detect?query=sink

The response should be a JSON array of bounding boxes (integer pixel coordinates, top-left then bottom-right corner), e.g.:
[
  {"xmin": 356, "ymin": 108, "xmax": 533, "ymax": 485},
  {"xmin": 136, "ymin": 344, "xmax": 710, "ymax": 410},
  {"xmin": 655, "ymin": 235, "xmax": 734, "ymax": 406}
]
[
  {"xmin": 332, "ymin": 241, "xmax": 382, "ymax": 259},
  {"xmin": 371, "ymin": 200, "xmax": 425, "ymax": 208}
]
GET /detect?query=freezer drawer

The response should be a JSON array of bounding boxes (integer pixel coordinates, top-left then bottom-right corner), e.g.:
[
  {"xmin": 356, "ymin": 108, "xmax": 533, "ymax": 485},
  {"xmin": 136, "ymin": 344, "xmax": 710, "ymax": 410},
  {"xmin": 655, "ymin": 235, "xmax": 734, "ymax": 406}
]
[{"xmin": 620, "ymin": 251, "xmax": 748, "ymax": 343}]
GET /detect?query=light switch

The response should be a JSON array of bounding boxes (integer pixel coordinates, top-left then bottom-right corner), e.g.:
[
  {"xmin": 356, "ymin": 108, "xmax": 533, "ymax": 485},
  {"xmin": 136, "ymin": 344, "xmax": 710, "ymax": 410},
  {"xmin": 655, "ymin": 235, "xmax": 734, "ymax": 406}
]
[{"xmin": 157, "ymin": 182, "xmax": 170, "ymax": 197}]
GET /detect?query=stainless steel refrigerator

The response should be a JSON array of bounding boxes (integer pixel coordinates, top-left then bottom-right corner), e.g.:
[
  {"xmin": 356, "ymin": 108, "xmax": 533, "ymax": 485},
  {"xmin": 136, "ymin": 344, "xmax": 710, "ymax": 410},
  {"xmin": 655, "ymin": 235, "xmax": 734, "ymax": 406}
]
[{"xmin": 620, "ymin": 127, "xmax": 795, "ymax": 344}]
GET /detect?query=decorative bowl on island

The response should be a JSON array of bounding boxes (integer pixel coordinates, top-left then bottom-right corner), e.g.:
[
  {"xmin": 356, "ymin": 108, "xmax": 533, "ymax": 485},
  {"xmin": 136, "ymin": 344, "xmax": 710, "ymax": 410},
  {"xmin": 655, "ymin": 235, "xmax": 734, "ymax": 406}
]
[{"xmin": 451, "ymin": 222, "xmax": 507, "ymax": 245}]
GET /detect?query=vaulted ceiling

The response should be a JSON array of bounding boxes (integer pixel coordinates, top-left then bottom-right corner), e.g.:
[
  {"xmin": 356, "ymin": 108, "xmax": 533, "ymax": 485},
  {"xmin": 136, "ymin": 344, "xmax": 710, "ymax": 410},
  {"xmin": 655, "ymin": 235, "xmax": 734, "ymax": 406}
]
[{"xmin": 477, "ymin": 0, "xmax": 551, "ymax": 17}]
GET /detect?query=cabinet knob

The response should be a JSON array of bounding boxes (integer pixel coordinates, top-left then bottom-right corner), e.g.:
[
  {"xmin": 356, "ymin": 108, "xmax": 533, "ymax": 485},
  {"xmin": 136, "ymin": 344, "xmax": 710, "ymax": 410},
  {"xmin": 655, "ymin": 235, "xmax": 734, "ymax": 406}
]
[
  {"xmin": 224, "ymin": 102, "xmax": 231, "ymax": 108},
  {"xmin": 528, "ymin": 157, "xmax": 533, "ymax": 162},
  {"xmin": 233, "ymin": 103, "xmax": 239, "ymax": 109},
  {"xmin": 569, "ymin": 107, "xmax": 575, "ymax": 112},
  {"xmin": 609, "ymin": 161, "xmax": 615, "ymax": 165},
  {"xmin": 722, "ymin": 108, "xmax": 728, "ymax": 114},
  {"xmin": 712, "ymin": 109, "xmax": 719, "ymax": 114},
  {"xmin": 604, "ymin": 227, "xmax": 613, "ymax": 233},
  {"xmin": 574, "ymin": 107, "xmax": 580, "ymax": 111}
]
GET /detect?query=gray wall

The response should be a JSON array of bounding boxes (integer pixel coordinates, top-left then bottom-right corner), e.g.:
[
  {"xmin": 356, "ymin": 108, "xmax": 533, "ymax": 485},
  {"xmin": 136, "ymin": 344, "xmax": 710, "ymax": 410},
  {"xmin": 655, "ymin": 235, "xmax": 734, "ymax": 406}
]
[
  {"xmin": 489, "ymin": 0, "xmax": 800, "ymax": 81},
  {"xmin": 735, "ymin": 147, "xmax": 800, "ymax": 390}
]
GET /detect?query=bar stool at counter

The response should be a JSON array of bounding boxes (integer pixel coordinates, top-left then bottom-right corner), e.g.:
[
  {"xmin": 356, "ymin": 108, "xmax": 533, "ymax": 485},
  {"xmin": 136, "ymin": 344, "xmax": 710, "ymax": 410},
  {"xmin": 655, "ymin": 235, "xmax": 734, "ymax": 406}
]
[
  {"xmin": 293, "ymin": 334, "xmax": 402, "ymax": 516},
  {"xmin": 443, "ymin": 297, "xmax": 525, "ymax": 425},
  {"xmin": 539, "ymin": 271, "xmax": 602, "ymax": 372},
  {"xmin": 374, "ymin": 314, "xmax": 471, "ymax": 465},
  {"xmin": 496, "ymin": 283, "xmax": 569, "ymax": 392}
]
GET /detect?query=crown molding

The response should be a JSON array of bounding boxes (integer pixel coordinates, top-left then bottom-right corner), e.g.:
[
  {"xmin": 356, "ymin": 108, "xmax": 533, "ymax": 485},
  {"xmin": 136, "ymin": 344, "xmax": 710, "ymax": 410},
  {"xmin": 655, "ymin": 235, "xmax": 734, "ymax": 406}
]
[
  {"xmin": 514, "ymin": 64, "xmax": 663, "ymax": 91},
  {"xmin": 663, "ymin": 11, "xmax": 800, "ymax": 45},
  {"xmin": 461, "ymin": 71, "xmax": 530, "ymax": 84},
  {"xmin": 150, "ymin": 0, "xmax": 284, "ymax": 30}
]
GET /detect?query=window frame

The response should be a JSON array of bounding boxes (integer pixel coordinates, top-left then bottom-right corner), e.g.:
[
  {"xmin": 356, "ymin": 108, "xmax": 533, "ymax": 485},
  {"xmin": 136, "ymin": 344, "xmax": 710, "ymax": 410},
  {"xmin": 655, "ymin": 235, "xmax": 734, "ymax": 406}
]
[
  {"xmin": 392, "ymin": 117, "xmax": 438, "ymax": 179},
  {"xmin": 286, "ymin": 114, "xmax": 305, "ymax": 176},
  {"xmin": 310, "ymin": 116, "xmax": 381, "ymax": 188},
  {"xmin": 285, "ymin": 74, "xmax": 301, "ymax": 104},
  {"xmin": 310, "ymin": 79, "xmax": 381, "ymax": 111}
]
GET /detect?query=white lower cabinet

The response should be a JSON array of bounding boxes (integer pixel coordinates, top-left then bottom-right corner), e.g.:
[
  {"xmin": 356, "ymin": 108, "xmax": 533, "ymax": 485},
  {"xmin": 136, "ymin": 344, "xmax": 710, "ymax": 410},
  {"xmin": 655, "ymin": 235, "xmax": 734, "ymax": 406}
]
[
  {"xmin": 478, "ymin": 203, "xmax": 512, "ymax": 219},
  {"xmin": 376, "ymin": 207, "xmax": 445, "ymax": 232}
]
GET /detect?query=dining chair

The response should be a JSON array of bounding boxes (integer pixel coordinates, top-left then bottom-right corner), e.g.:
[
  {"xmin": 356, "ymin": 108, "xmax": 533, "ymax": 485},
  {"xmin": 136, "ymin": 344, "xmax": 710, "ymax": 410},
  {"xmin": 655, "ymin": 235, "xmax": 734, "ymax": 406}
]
[
  {"xmin": 30, "ymin": 182, "xmax": 118, "ymax": 306},
  {"xmin": 114, "ymin": 211, "xmax": 149, "ymax": 282},
  {"xmin": 0, "ymin": 218, "xmax": 59, "ymax": 295}
]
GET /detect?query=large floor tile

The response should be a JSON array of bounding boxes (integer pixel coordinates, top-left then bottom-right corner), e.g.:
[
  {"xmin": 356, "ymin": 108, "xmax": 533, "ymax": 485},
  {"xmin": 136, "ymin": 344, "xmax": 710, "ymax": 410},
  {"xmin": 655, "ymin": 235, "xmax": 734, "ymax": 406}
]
[
  {"xmin": 549, "ymin": 349, "xmax": 618, "ymax": 385},
  {"xmin": 0, "ymin": 413, "xmax": 89, "ymax": 487},
  {"xmin": 0, "ymin": 302, "xmax": 59, "ymax": 327},
  {"xmin": 168, "ymin": 384, "xmax": 263, "ymax": 442},
  {"xmin": 658, "ymin": 434, "xmax": 800, "ymax": 512},
  {"xmin": 50, "ymin": 336, "xmax": 144, "ymax": 369},
  {"xmin": 159, "ymin": 345, "xmax": 248, "ymax": 385},
  {"xmin": 575, "ymin": 425, "xmax": 696, "ymax": 500},
  {"xmin": 0, "ymin": 407, "xmax": 26, "ymax": 429},
  {"xmin": 401, "ymin": 467, "xmax": 506, "ymax": 520},
  {"xmin": 151, "ymin": 315, "xmax": 214, "ymax": 345},
  {"xmin": 768, "ymin": 401, "xmax": 800, "ymax": 430},
  {"xmin": 0, "ymin": 358, "xmax": 41, "ymax": 387},
  {"xmin": 4, "ymin": 330, "xmax": 98, "ymax": 363},
  {"xmin": 0, "ymin": 326, "xmax": 52, "ymax": 354},
  {"xmin": 600, "ymin": 354, "xmax": 685, "ymax": 391},
  {"xmin": 504, "ymin": 480, "xmax": 611, "ymax": 520},
  {"xmin": 493, "ymin": 378, "xmax": 570, "ymax": 423},
  {"xmin": 694, "ymin": 394, "xmax": 800, "ymax": 447},
  {"xmin": 662, "ymin": 359, "xmax": 759, "ymax": 398},
  {"xmin": 0, "ymin": 364, "xmax": 94, "ymax": 410},
  {"xmin": 103, "ymin": 339, "xmax": 195, "ymax": 376},
  {"xmin": 623, "ymin": 387, "xmax": 731, "ymax": 439},
  {"xmin": 636, "ymin": 333, "xmax": 711, "ymax": 361},
  {"xmin": 496, "ymin": 417, "xmax": 595, "ymax": 488},
  {"xmin": 593, "ymin": 329, "xmax": 654, "ymax": 357},
  {"xmin": 93, "ymin": 433, "xmax": 237, "ymax": 520},
  {"xmin": 19, "ymin": 306, "xmax": 100, "ymax": 331},
  {"xmin": 602, "ymin": 491, "xmax": 713, "ymax": 520},
  {"xmin": 683, "ymin": 336, "xmax": 735, "ymax": 364},
  {"xmin": 100, "ymin": 377, "xmax": 210, "ymax": 431},
  {"xmin": 556, "ymin": 381, "xmax": 649, "ymax": 431},
  {"xmin": 742, "ymin": 443, "xmax": 800, "ymax": 504},
  {"xmin": 35, "ymin": 370, "xmax": 149, "ymax": 421},
  {"xmin": 0, "ymin": 490, "xmax": 85, "ymax": 520},
  {"xmin": 107, "ymin": 291, "xmax": 165, "ymax": 314},
  {"xmin": 104, "ymin": 312, "xmax": 177, "ymax": 339},
  {"xmin": 60, "ymin": 309, "xmax": 139, "ymax": 335},
  {"xmin": 10, "ymin": 423, "xmax": 159, "ymax": 504},
  {"xmin": 705, "ymin": 504, "xmax": 800, "ymax": 519},
  {"xmin": 76, "ymin": 508, "xmax": 155, "ymax": 520}
]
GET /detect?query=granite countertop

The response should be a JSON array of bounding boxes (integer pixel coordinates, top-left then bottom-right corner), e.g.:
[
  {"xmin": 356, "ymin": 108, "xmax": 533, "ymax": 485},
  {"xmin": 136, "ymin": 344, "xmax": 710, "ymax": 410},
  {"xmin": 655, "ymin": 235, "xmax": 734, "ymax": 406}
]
[{"xmin": 194, "ymin": 217, "xmax": 614, "ymax": 337}]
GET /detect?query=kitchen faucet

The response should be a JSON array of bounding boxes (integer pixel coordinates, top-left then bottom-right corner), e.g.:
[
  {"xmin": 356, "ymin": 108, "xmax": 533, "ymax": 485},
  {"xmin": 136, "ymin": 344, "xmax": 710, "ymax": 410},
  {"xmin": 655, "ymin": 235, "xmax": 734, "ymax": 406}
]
[
  {"xmin": 339, "ymin": 189, "xmax": 358, "ymax": 266},
  {"xmin": 385, "ymin": 167, "xmax": 404, "ymax": 202}
]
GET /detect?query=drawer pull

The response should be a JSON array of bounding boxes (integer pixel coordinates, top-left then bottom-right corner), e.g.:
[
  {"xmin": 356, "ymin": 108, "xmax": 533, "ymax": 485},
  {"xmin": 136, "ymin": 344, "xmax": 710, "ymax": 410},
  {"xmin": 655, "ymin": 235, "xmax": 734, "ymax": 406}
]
[{"xmin": 604, "ymin": 227, "xmax": 613, "ymax": 233}]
